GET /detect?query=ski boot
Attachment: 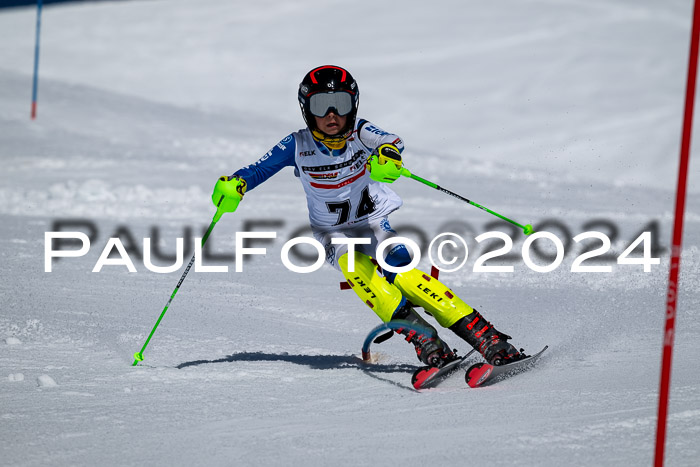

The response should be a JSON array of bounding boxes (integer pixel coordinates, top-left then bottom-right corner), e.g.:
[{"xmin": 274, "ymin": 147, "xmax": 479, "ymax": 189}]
[
  {"xmin": 392, "ymin": 301, "xmax": 457, "ymax": 368},
  {"xmin": 449, "ymin": 309, "xmax": 527, "ymax": 366}
]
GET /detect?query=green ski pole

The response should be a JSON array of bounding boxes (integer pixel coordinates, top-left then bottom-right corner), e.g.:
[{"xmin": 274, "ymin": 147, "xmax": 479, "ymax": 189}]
[
  {"xmin": 400, "ymin": 168, "xmax": 534, "ymax": 235},
  {"xmin": 132, "ymin": 206, "xmax": 227, "ymax": 366}
]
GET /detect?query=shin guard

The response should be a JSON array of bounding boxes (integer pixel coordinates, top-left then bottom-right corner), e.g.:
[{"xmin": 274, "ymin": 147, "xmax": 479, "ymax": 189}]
[
  {"xmin": 393, "ymin": 268, "xmax": 475, "ymax": 328},
  {"xmin": 338, "ymin": 252, "xmax": 403, "ymax": 323}
]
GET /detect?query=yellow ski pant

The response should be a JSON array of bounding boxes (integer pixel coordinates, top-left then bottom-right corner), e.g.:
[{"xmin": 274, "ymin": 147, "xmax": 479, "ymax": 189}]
[{"xmin": 338, "ymin": 252, "xmax": 474, "ymax": 327}]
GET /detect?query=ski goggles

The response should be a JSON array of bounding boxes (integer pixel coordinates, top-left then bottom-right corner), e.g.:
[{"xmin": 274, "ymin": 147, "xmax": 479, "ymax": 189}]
[{"xmin": 308, "ymin": 91, "xmax": 354, "ymax": 117}]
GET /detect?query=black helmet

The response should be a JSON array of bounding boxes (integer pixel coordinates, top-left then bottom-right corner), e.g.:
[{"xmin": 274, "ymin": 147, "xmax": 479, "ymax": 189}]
[{"xmin": 298, "ymin": 65, "xmax": 359, "ymax": 148}]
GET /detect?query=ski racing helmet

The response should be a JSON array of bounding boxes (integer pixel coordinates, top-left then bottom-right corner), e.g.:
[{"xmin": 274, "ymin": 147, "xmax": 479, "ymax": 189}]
[{"xmin": 298, "ymin": 65, "xmax": 359, "ymax": 150}]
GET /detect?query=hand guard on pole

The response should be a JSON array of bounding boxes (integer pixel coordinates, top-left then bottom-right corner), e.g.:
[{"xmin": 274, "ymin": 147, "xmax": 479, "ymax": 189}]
[
  {"xmin": 212, "ymin": 175, "xmax": 247, "ymax": 221},
  {"xmin": 367, "ymin": 144, "xmax": 403, "ymax": 183}
]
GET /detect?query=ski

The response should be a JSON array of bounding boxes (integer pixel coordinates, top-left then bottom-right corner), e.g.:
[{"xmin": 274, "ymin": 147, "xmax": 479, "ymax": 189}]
[
  {"xmin": 411, "ymin": 350, "xmax": 476, "ymax": 390},
  {"xmin": 465, "ymin": 345, "xmax": 548, "ymax": 388}
]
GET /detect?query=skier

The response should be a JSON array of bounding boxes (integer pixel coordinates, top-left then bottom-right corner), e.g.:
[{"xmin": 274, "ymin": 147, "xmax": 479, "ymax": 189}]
[{"xmin": 213, "ymin": 65, "xmax": 526, "ymax": 368}]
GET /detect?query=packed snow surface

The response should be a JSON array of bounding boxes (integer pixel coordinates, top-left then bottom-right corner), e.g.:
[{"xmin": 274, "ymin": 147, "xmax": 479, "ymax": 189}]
[{"xmin": 1, "ymin": 1, "xmax": 699, "ymax": 466}]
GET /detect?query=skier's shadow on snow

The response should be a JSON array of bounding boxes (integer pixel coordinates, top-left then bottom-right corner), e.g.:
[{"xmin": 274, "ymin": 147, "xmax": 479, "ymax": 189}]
[
  {"xmin": 177, "ymin": 352, "xmax": 419, "ymax": 390},
  {"xmin": 177, "ymin": 351, "xmax": 415, "ymax": 374}
]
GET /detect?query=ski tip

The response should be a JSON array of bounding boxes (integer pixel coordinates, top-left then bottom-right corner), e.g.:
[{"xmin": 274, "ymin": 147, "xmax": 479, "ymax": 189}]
[
  {"xmin": 412, "ymin": 367, "xmax": 440, "ymax": 390},
  {"xmin": 465, "ymin": 363, "xmax": 493, "ymax": 388}
]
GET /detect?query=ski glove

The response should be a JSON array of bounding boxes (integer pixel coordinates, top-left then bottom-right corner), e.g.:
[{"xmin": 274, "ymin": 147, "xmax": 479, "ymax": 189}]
[
  {"xmin": 367, "ymin": 143, "xmax": 403, "ymax": 183},
  {"xmin": 212, "ymin": 175, "xmax": 247, "ymax": 215}
]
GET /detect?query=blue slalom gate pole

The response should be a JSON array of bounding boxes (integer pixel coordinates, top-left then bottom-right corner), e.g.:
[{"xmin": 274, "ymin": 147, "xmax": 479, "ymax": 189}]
[{"xmin": 31, "ymin": 0, "xmax": 43, "ymax": 120}]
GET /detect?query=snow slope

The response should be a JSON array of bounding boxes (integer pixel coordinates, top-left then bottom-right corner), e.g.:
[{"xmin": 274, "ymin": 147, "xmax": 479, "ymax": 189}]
[{"xmin": 1, "ymin": 1, "xmax": 700, "ymax": 466}]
